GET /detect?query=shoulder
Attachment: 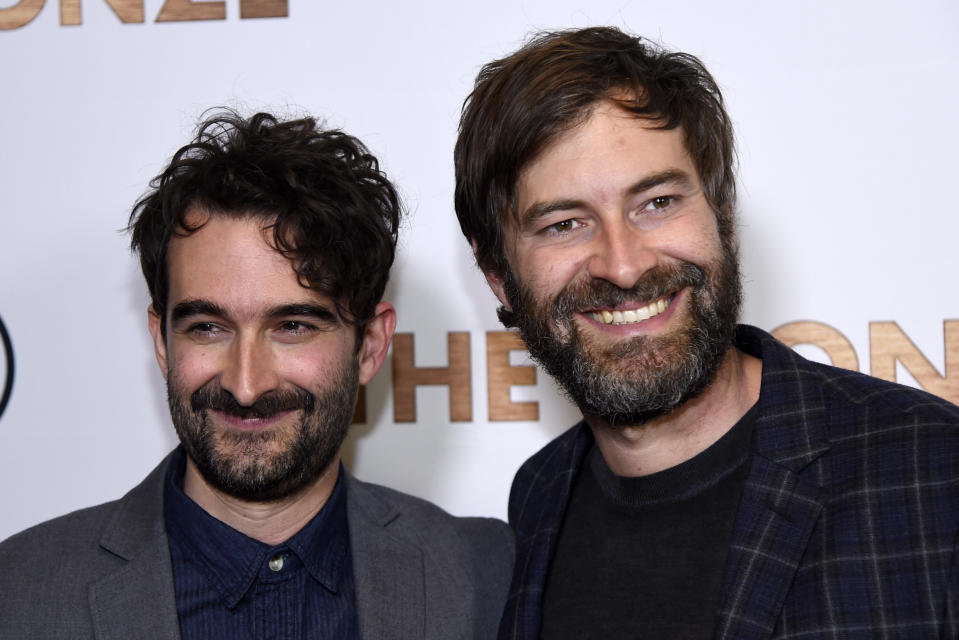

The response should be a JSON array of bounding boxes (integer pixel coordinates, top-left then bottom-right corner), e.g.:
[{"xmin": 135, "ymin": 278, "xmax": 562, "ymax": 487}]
[
  {"xmin": 815, "ymin": 361, "xmax": 959, "ymax": 424},
  {"xmin": 346, "ymin": 475, "xmax": 513, "ymax": 557},
  {"xmin": 743, "ymin": 324, "xmax": 959, "ymax": 427},
  {"xmin": 0, "ymin": 498, "xmax": 120, "ymax": 563},
  {"xmin": 0, "ymin": 455, "xmax": 172, "ymax": 636},
  {"xmin": 0, "ymin": 498, "xmax": 125, "ymax": 584},
  {"xmin": 0, "ymin": 500, "xmax": 124, "ymax": 636},
  {"xmin": 345, "ymin": 476, "xmax": 513, "ymax": 636},
  {"xmin": 812, "ymin": 364, "xmax": 959, "ymax": 487},
  {"xmin": 745, "ymin": 325, "xmax": 959, "ymax": 495}
]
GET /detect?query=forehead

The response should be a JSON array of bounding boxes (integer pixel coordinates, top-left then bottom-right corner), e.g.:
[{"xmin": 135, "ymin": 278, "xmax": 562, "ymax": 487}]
[
  {"xmin": 165, "ymin": 213, "xmax": 321, "ymax": 311},
  {"xmin": 514, "ymin": 102, "xmax": 696, "ymax": 212}
]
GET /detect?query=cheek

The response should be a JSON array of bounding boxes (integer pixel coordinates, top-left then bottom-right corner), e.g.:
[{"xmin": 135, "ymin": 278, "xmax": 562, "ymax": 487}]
[
  {"xmin": 166, "ymin": 345, "xmax": 221, "ymax": 392},
  {"xmin": 657, "ymin": 215, "xmax": 724, "ymax": 264},
  {"xmin": 279, "ymin": 343, "xmax": 355, "ymax": 390},
  {"xmin": 513, "ymin": 247, "xmax": 583, "ymax": 298}
]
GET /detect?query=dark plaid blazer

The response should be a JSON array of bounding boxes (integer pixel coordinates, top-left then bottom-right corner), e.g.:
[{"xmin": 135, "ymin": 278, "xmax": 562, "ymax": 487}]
[{"xmin": 499, "ymin": 325, "xmax": 959, "ymax": 639}]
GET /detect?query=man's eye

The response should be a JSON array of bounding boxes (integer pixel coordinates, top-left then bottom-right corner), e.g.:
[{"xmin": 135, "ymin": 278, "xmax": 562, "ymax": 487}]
[
  {"xmin": 189, "ymin": 322, "xmax": 220, "ymax": 336},
  {"xmin": 278, "ymin": 321, "xmax": 314, "ymax": 335},
  {"xmin": 645, "ymin": 196, "xmax": 674, "ymax": 211},
  {"xmin": 546, "ymin": 218, "xmax": 581, "ymax": 234}
]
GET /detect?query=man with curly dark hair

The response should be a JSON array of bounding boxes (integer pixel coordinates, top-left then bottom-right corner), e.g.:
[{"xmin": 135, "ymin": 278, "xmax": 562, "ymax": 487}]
[
  {"xmin": 0, "ymin": 109, "xmax": 512, "ymax": 639},
  {"xmin": 455, "ymin": 27, "xmax": 959, "ymax": 638}
]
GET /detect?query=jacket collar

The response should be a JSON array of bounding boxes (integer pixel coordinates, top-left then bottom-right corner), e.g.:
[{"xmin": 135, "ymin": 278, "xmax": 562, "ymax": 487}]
[
  {"xmin": 346, "ymin": 475, "xmax": 427, "ymax": 639},
  {"xmin": 737, "ymin": 325, "xmax": 831, "ymax": 470},
  {"xmin": 91, "ymin": 451, "xmax": 182, "ymax": 640}
]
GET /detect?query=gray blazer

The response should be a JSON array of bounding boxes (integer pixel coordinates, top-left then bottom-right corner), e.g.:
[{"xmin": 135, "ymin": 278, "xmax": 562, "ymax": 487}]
[{"xmin": 0, "ymin": 453, "xmax": 513, "ymax": 639}]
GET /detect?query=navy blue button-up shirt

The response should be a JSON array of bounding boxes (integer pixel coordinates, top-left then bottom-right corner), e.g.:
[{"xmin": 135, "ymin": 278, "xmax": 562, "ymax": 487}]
[{"xmin": 164, "ymin": 449, "xmax": 357, "ymax": 640}]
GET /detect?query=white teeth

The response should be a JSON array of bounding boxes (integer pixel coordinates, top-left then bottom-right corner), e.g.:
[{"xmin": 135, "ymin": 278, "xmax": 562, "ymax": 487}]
[{"xmin": 588, "ymin": 296, "xmax": 671, "ymax": 326}]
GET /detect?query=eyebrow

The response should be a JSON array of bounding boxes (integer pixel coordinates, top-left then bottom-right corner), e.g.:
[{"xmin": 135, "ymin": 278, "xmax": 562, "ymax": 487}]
[
  {"xmin": 169, "ymin": 300, "xmax": 339, "ymax": 324},
  {"xmin": 266, "ymin": 303, "xmax": 339, "ymax": 324},
  {"xmin": 626, "ymin": 168, "xmax": 695, "ymax": 197},
  {"xmin": 518, "ymin": 168, "xmax": 696, "ymax": 229},
  {"xmin": 170, "ymin": 299, "xmax": 226, "ymax": 323}
]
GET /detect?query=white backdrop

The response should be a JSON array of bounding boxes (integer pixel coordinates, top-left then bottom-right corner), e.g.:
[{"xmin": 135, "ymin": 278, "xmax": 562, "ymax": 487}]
[{"xmin": 1, "ymin": 0, "xmax": 957, "ymax": 541}]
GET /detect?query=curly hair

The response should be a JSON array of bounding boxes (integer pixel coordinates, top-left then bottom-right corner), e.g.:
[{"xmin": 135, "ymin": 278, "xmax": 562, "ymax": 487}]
[
  {"xmin": 129, "ymin": 109, "xmax": 401, "ymax": 337},
  {"xmin": 454, "ymin": 26, "xmax": 736, "ymax": 278}
]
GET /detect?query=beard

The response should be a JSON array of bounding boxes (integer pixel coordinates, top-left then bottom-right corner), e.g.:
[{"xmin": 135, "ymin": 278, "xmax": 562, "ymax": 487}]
[
  {"xmin": 167, "ymin": 358, "xmax": 358, "ymax": 502},
  {"xmin": 502, "ymin": 241, "xmax": 742, "ymax": 427}
]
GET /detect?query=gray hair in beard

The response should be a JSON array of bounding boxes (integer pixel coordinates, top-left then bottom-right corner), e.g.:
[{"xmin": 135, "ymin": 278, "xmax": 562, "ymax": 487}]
[{"xmin": 502, "ymin": 253, "xmax": 741, "ymax": 427}]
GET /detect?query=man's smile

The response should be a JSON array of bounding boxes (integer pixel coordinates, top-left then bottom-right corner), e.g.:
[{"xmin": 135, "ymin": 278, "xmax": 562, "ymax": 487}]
[
  {"xmin": 585, "ymin": 293, "xmax": 675, "ymax": 326},
  {"xmin": 209, "ymin": 408, "xmax": 297, "ymax": 431}
]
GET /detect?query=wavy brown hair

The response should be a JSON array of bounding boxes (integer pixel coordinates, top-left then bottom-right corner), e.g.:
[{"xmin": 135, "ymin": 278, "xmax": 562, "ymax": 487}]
[
  {"xmin": 129, "ymin": 109, "xmax": 401, "ymax": 337},
  {"xmin": 454, "ymin": 26, "xmax": 736, "ymax": 279}
]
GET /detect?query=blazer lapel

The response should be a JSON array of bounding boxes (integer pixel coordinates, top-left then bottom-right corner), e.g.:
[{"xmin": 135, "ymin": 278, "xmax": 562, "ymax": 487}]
[
  {"xmin": 713, "ymin": 455, "xmax": 824, "ymax": 639},
  {"xmin": 347, "ymin": 476, "xmax": 426, "ymax": 640},
  {"xmin": 89, "ymin": 454, "xmax": 182, "ymax": 640},
  {"xmin": 713, "ymin": 328, "xmax": 832, "ymax": 639},
  {"xmin": 88, "ymin": 544, "xmax": 181, "ymax": 640}
]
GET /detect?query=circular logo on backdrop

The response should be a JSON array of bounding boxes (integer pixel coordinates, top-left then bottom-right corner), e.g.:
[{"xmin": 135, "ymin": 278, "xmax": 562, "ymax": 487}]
[{"xmin": 0, "ymin": 313, "xmax": 14, "ymax": 420}]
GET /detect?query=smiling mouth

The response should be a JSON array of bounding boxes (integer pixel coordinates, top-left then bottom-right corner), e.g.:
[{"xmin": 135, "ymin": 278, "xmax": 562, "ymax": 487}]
[
  {"xmin": 587, "ymin": 294, "xmax": 673, "ymax": 326},
  {"xmin": 211, "ymin": 408, "xmax": 295, "ymax": 429}
]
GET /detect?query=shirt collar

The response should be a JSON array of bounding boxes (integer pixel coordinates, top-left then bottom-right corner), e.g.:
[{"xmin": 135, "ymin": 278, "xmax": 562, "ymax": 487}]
[{"xmin": 163, "ymin": 447, "xmax": 351, "ymax": 607}]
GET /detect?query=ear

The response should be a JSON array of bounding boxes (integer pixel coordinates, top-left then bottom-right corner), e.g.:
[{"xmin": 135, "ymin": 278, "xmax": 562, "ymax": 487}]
[
  {"xmin": 482, "ymin": 269, "xmax": 512, "ymax": 311},
  {"xmin": 147, "ymin": 305, "xmax": 169, "ymax": 381},
  {"xmin": 357, "ymin": 301, "xmax": 397, "ymax": 385},
  {"xmin": 471, "ymin": 239, "xmax": 512, "ymax": 311}
]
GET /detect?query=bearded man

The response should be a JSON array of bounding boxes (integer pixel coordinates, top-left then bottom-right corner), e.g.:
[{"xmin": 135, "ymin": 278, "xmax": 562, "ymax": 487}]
[
  {"xmin": 454, "ymin": 27, "xmax": 959, "ymax": 638},
  {"xmin": 0, "ymin": 110, "xmax": 512, "ymax": 639}
]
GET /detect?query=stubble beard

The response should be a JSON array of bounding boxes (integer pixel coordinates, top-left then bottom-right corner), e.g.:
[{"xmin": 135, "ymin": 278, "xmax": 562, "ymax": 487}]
[
  {"xmin": 502, "ymin": 240, "xmax": 742, "ymax": 428},
  {"xmin": 167, "ymin": 359, "xmax": 359, "ymax": 502}
]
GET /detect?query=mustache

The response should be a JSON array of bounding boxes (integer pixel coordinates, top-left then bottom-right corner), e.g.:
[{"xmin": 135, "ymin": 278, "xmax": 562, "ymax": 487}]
[
  {"xmin": 190, "ymin": 384, "xmax": 316, "ymax": 419},
  {"xmin": 552, "ymin": 263, "xmax": 706, "ymax": 317}
]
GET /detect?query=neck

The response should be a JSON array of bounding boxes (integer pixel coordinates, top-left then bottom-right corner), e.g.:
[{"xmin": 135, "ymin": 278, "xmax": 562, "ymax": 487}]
[
  {"xmin": 182, "ymin": 457, "xmax": 340, "ymax": 545},
  {"xmin": 585, "ymin": 346, "xmax": 761, "ymax": 478}
]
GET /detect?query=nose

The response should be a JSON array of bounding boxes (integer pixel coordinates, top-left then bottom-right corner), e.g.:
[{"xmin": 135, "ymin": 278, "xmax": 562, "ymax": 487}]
[
  {"xmin": 218, "ymin": 334, "xmax": 280, "ymax": 406},
  {"xmin": 585, "ymin": 221, "xmax": 657, "ymax": 289}
]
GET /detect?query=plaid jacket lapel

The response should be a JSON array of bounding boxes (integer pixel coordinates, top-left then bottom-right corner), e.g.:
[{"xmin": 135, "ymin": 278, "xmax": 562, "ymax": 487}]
[
  {"xmin": 713, "ymin": 327, "xmax": 831, "ymax": 638},
  {"xmin": 713, "ymin": 456, "xmax": 825, "ymax": 638}
]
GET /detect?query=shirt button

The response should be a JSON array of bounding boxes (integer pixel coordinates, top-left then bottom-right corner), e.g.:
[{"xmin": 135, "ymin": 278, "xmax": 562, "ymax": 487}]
[{"xmin": 268, "ymin": 554, "xmax": 285, "ymax": 572}]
